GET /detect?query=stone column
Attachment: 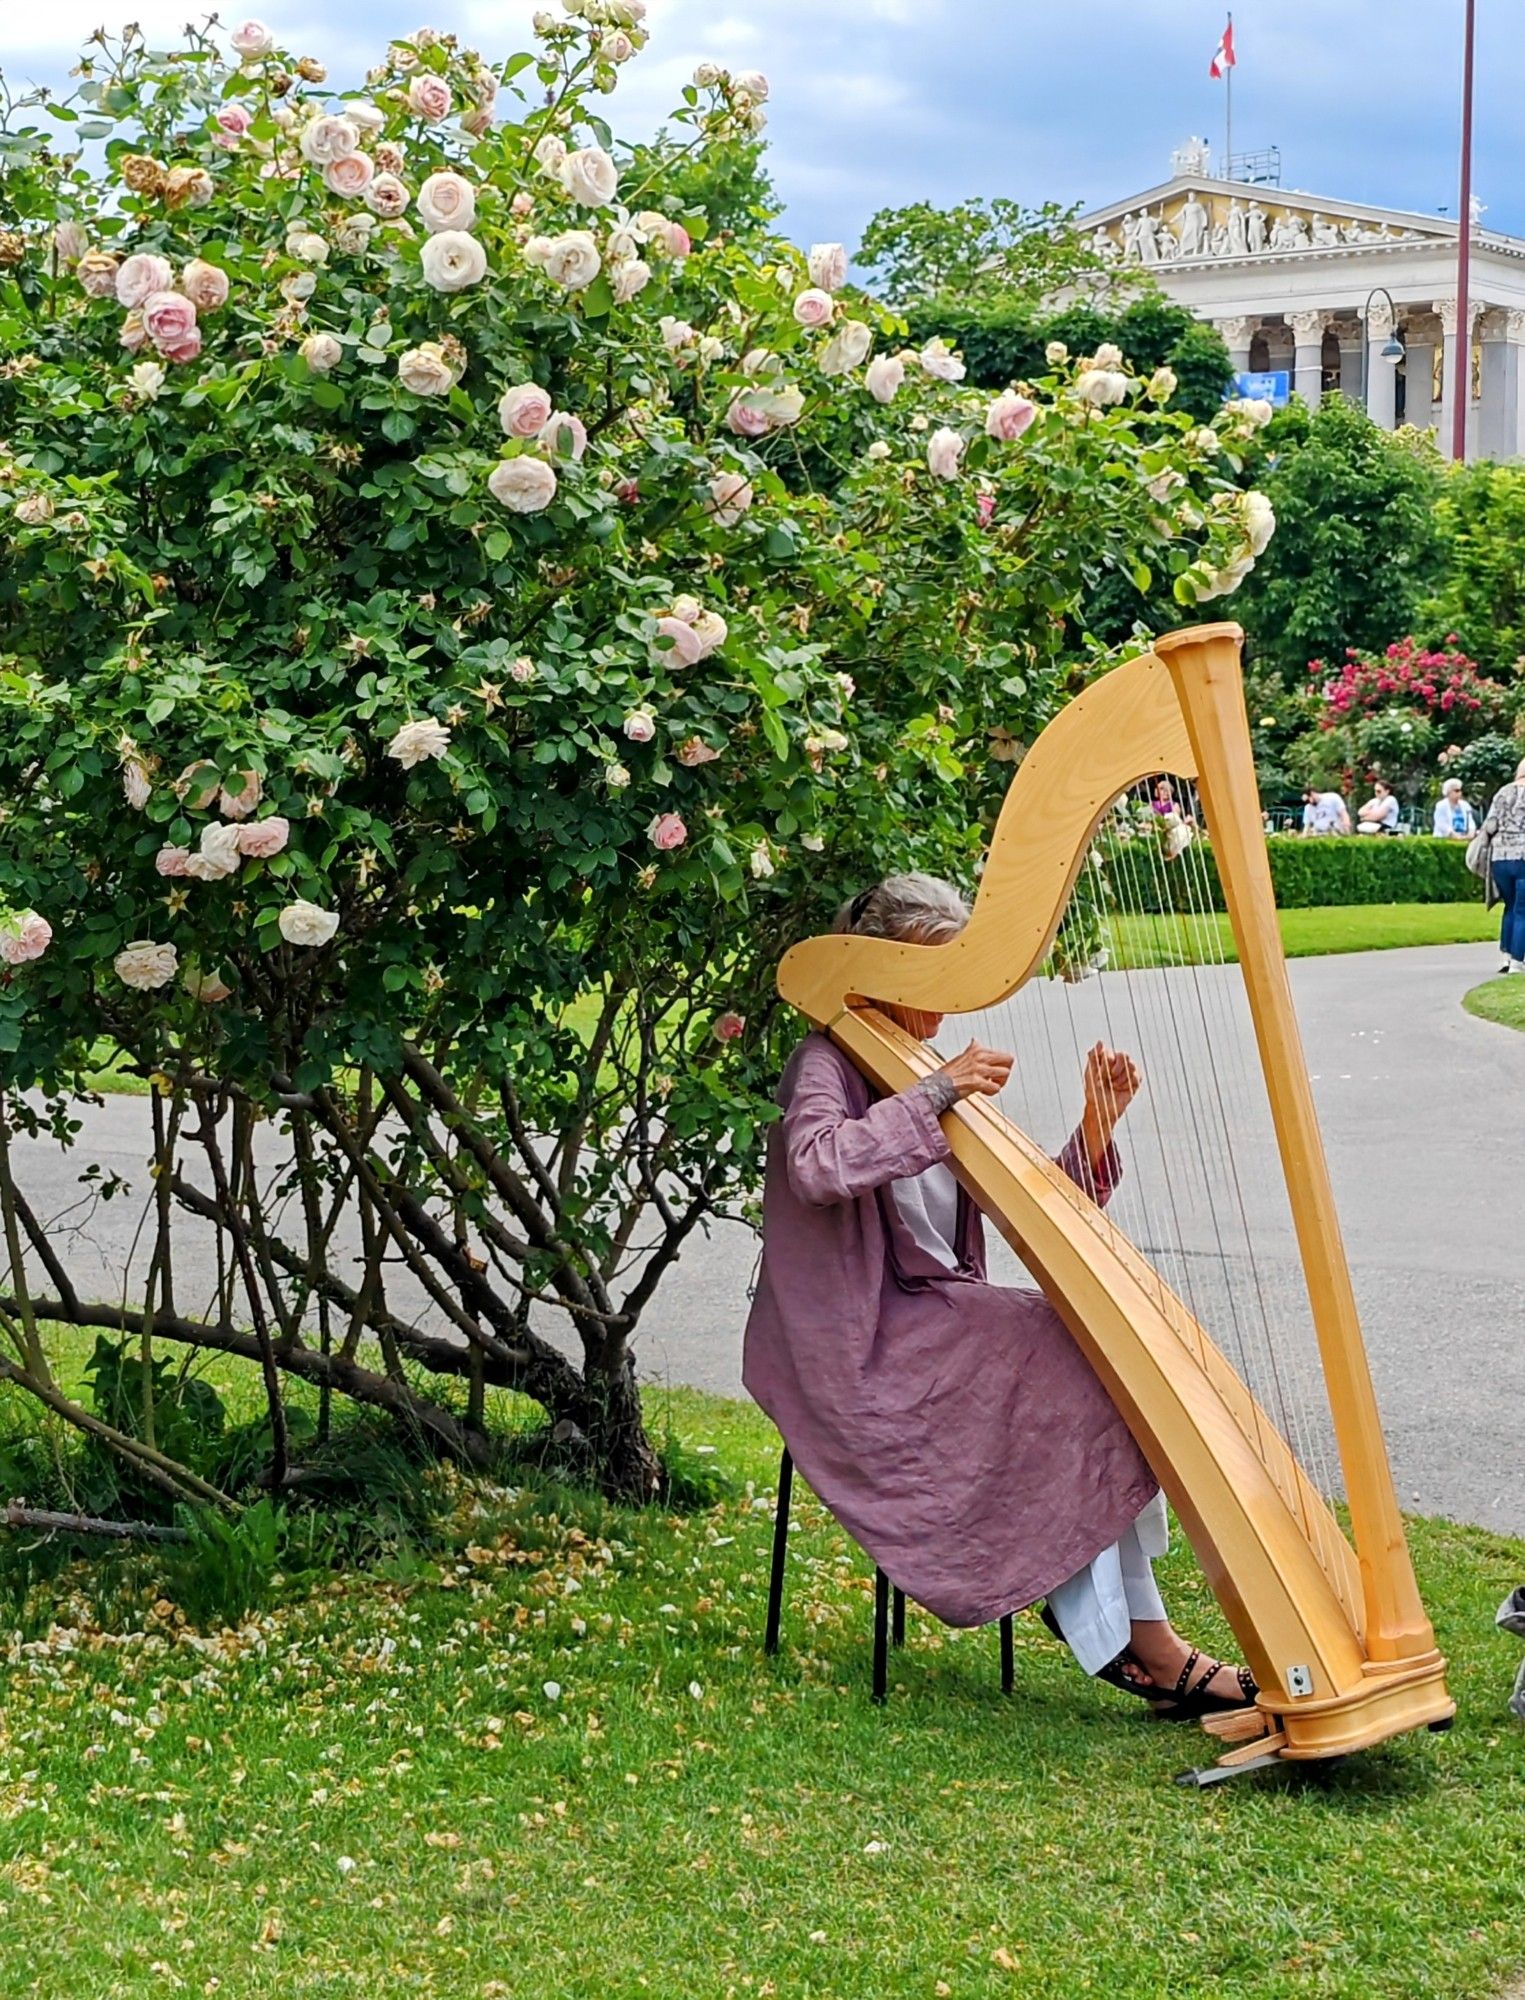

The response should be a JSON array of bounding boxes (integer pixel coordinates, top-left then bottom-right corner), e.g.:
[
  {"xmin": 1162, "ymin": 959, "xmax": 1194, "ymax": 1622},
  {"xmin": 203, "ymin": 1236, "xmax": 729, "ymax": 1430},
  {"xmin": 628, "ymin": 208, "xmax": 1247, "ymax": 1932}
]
[
  {"xmin": 1289, "ymin": 309, "xmax": 1327, "ymax": 410},
  {"xmin": 1507, "ymin": 311, "xmax": 1525, "ymax": 460},
  {"xmin": 1434, "ymin": 297, "xmax": 1482, "ymax": 460},
  {"xmin": 1402, "ymin": 316, "xmax": 1438, "ymax": 435},
  {"xmin": 1215, "ymin": 315, "xmax": 1255, "ymax": 376},
  {"xmin": 1362, "ymin": 295, "xmax": 1399, "ymax": 430},
  {"xmin": 1335, "ymin": 319, "xmax": 1365, "ymax": 401},
  {"xmin": 1478, "ymin": 309, "xmax": 1510, "ymax": 460}
]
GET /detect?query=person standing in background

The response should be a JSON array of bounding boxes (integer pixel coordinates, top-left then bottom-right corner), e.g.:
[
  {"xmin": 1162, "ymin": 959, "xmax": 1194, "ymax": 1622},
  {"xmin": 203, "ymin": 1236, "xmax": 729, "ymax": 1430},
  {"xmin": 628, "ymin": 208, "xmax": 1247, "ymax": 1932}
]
[{"xmin": 1482, "ymin": 760, "xmax": 1525, "ymax": 975}]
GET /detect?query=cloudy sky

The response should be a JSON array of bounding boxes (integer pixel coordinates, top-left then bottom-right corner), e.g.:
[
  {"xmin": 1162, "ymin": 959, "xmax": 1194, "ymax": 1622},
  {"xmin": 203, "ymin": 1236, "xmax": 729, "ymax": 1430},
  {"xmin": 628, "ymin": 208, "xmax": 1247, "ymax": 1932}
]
[{"xmin": 7, "ymin": 2, "xmax": 1522, "ymax": 251}]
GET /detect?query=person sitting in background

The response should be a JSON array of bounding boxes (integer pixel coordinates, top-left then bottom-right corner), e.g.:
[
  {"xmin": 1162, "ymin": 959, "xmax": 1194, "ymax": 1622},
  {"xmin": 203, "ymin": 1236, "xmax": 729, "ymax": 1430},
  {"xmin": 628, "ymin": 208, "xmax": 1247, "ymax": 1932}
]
[
  {"xmin": 1432, "ymin": 778, "xmax": 1478, "ymax": 841},
  {"xmin": 1356, "ymin": 779, "xmax": 1400, "ymax": 835},
  {"xmin": 1301, "ymin": 786, "xmax": 1351, "ymax": 836}
]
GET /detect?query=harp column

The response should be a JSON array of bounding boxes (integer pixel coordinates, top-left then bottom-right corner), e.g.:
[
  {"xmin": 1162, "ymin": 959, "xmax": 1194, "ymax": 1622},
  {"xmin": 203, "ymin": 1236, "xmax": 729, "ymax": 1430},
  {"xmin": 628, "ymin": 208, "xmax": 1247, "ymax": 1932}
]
[{"xmin": 1153, "ymin": 624, "xmax": 1437, "ymax": 1666}]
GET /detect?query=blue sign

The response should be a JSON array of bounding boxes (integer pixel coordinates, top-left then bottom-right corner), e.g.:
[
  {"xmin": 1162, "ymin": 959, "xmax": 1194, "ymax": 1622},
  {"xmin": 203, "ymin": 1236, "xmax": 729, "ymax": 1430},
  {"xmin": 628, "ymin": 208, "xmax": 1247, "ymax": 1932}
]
[{"xmin": 1230, "ymin": 369, "xmax": 1291, "ymax": 407}]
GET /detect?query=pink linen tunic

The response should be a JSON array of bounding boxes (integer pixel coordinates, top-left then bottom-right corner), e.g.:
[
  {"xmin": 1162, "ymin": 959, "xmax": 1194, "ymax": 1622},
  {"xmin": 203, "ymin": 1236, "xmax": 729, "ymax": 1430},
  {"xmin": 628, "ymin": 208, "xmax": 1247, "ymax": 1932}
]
[{"xmin": 742, "ymin": 1032, "xmax": 1158, "ymax": 1628}]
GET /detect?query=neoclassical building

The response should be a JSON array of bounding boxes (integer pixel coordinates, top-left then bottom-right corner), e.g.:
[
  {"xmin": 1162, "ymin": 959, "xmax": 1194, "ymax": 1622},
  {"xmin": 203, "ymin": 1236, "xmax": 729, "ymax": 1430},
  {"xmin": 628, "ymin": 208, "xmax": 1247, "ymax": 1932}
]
[{"xmin": 1077, "ymin": 142, "xmax": 1525, "ymax": 460}]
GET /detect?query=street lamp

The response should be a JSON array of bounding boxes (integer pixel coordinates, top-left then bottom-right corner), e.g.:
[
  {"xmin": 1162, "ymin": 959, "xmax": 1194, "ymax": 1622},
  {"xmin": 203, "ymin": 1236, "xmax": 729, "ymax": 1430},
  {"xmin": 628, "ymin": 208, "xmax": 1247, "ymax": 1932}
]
[{"xmin": 1359, "ymin": 285, "xmax": 1405, "ymax": 414}]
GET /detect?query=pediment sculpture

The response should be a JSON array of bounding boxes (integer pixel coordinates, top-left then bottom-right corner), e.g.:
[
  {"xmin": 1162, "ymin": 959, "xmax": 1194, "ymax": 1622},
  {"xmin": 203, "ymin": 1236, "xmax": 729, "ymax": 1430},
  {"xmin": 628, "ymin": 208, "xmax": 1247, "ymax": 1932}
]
[{"xmin": 1100, "ymin": 191, "xmax": 1427, "ymax": 267}]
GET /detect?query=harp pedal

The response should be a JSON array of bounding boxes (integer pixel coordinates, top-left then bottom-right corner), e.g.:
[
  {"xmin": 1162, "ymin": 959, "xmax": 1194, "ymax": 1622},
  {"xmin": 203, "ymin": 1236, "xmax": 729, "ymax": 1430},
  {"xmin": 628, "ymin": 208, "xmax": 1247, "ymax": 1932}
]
[
  {"xmin": 1199, "ymin": 1706, "xmax": 1275, "ymax": 1745},
  {"xmin": 1175, "ymin": 1729, "xmax": 1288, "ymax": 1789}
]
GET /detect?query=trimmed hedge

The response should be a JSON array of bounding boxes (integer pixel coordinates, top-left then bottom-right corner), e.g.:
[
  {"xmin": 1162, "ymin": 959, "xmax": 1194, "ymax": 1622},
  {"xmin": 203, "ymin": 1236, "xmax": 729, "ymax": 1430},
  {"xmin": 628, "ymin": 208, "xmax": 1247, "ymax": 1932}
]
[{"xmin": 1115, "ymin": 834, "xmax": 1479, "ymax": 914}]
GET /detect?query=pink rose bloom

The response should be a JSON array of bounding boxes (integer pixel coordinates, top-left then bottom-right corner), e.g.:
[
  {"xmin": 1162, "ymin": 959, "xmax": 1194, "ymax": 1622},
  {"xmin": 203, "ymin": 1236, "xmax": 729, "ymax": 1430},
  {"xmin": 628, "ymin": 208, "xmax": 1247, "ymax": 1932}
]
[
  {"xmin": 177, "ymin": 762, "xmax": 221, "ymax": 809},
  {"xmin": 726, "ymin": 395, "xmax": 772, "ymax": 440},
  {"xmin": 622, "ymin": 710, "xmax": 656, "ymax": 744},
  {"xmin": 712, "ymin": 1010, "xmax": 745, "ymax": 1042},
  {"xmin": 538, "ymin": 410, "xmax": 588, "ymax": 462},
  {"xmin": 664, "ymin": 221, "xmax": 692, "ymax": 258},
  {"xmin": 648, "ymin": 813, "xmax": 687, "ymax": 851},
  {"xmin": 792, "ymin": 288, "xmax": 834, "ymax": 330},
  {"xmin": 652, "ymin": 616, "xmax": 704, "ymax": 668},
  {"xmin": 118, "ymin": 312, "xmax": 149, "ymax": 354},
  {"xmin": 864, "ymin": 354, "xmax": 904, "ymax": 405},
  {"xmin": 678, "ymin": 737, "xmax": 722, "ymax": 767},
  {"xmin": 219, "ymin": 770, "xmax": 263, "ymax": 820},
  {"xmin": 184, "ymin": 964, "xmax": 233, "ymax": 1003},
  {"xmin": 181, "ymin": 259, "xmax": 229, "ymax": 313},
  {"xmin": 985, "ymin": 390, "xmax": 1037, "ymax": 442},
  {"xmin": 214, "ymin": 103, "xmax": 253, "ymax": 147},
  {"xmin": 976, "ymin": 491, "xmax": 997, "ymax": 527},
  {"xmin": 0, "ymin": 912, "xmax": 52, "ymax": 965},
  {"xmin": 706, "ymin": 472, "xmax": 754, "ymax": 525},
  {"xmin": 926, "ymin": 427, "xmax": 965, "ymax": 480},
  {"xmin": 498, "ymin": 381, "xmax": 553, "ymax": 437},
  {"xmin": 155, "ymin": 846, "xmax": 192, "ymax": 877},
  {"xmin": 236, "ymin": 816, "xmax": 290, "ymax": 859},
  {"xmin": 324, "ymin": 153, "xmax": 375, "ymax": 199},
  {"xmin": 115, "ymin": 252, "xmax": 174, "ymax": 310},
  {"xmin": 159, "ymin": 328, "xmax": 202, "ymax": 366},
  {"xmin": 365, "ymin": 173, "xmax": 410, "ymax": 220},
  {"xmin": 407, "ymin": 74, "xmax": 452, "ymax": 123},
  {"xmin": 142, "ymin": 290, "xmax": 199, "ymax": 355},
  {"xmin": 229, "ymin": 19, "xmax": 274, "ymax": 57}
]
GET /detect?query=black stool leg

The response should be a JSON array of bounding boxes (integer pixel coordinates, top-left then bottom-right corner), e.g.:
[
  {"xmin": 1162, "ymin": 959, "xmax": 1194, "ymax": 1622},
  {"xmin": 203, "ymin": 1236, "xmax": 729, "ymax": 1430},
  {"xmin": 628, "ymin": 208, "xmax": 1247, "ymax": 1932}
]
[
  {"xmin": 872, "ymin": 1568, "xmax": 890, "ymax": 1703},
  {"xmin": 891, "ymin": 1586, "xmax": 906, "ymax": 1648},
  {"xmin": 1000, "ymin": 1614, "xmax": 1014, "ymax": 1694},
  {"xmin": 764, "ymin": 1447, "xmax": 793, "ymax": 1656}
]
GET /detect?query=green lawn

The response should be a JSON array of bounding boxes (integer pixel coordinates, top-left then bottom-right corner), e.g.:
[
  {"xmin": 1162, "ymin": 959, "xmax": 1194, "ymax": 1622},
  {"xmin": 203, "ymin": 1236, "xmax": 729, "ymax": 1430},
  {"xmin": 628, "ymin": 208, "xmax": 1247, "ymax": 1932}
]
[
  {"xmin": 1463, "ymin": 973, "xmax": 1525, "ymax": 1035},
  {"xmin": 1109, "ymin": 902, "xmax": 1498, "ymax": 970},
  {"xmin": 2, "ymin": 1372, "xmax": 1523, "ymax": 2000}
]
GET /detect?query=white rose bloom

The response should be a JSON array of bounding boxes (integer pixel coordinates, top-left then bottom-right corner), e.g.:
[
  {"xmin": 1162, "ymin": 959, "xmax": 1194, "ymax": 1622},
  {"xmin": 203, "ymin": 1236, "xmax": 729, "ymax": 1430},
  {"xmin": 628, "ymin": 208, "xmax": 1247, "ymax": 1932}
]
[
  {"xmin": 230, "ymin": 19, "xmax": 275, "ymax": 57},
  {"xmin": 386, "ymin": 717, "xmax": 452, "ymax": 768},
  {"xmin": 605, "ymin": 761, "xmax": 631, "ymax": 788},
  {"xmin": 819, "ymin": 320, "xmax": 873, "ymax": 377},
  {"xmin": 397, "ymin": 343, "xmax": 457, "ymax": 396},
  {"xmin": 1243, "ymin": 490, "xmax": 1277, "ymax": 556},
  {"xmin": 288, "ymin": 231, "xmax": 330, "ymax": 264},
  {"xmin": 1226, "ymin": 395, "xmax": 1274, "ymax": 430},
  {"xmin": 735, "ymin": 69, "xmax": 768, "ymax": 101},
  {"xmin": 335, "ymin": 215, "xmax": 377, "ymax": 255},
  {"xmin": 299, "ymin": 115, "xmax": 360, "ymax": 165},
  {"xmin": 605, "ymin": 227, "xmax": 641, "ymax": 265},
  {"xmin": 1146, "ymin": 365, "xmax": 1178, "ymax": 403},
  {"xmin": 522, "ymin": 234, "xmax": 554, "ymax": 269},
  {"xmin": 347, "ymin": 99, "xmax": 386, "ymax": 133},
  {"xmin": 749, "ymin": 840, "xmax": 775, "ymax": 879},
  {"xmin": 608, "ymin": 259, "xmax": 648, "ymax": 305},
  {"xmin": 365, "ymin": 174, "xmax": 410, "ymax": 219},
  {"xmin": 420, "ymin": 230, "xmax": 488, "ymax": 292},
  {"xmin": 122, "ymin": 758, "xmax": 152, "ymax": 809},
  {"xmin": 697, "ymin": 335, "xmax": 725, "ymax": 364},
  {"xmin": 559, "ymin": 145, "xmax": 618, "ymax": 208},
  {"xmin": 691, "ymin": 609, "xmax": 727, "ymax": 658},
  {"xmin": 918, "ymin": 337, "xmax": 966, "ymax": 383},
  {"xmin": 926, "ymin": 426, "xmax": 966, "ymax": 480},
  {"xmin": 1044, "ymin": 340, "xmax": 1069, "ymax": 365},
  {"xmin": 129, "ymin": 360, "xmax": 166, "ymax": 401},
  {"xmin": 185, "ymin": 822, "xmax": 243, "ymax": 881},
  {"xmin": 279, "ymin": 900, "xmax": 340, "ymax": 948},
  {"xmin": 1186, "ymin": 425, "xmax": 1221, "ymax": 454},
  {"xmin": 52, "ymin": 220, "xmax": 89, "ymax": 266},
  {"xmin": 301, "ymin": 332, "xmax": 343, "ymax": 374},
  {"xmin": 488, "ymin": 457, "xmax": 559, "ymax": 513},
  {"xmin": 1091, "ymin": 342, "xmax": 1124, "ymax": 369},
  {"xmin": 622, "ymin": 709, "xmax": 656, "ymax": 743},
  {"xmin": 533, "ymin": 132, "xmax": 568, "ymax": 175},
  {"xmin": 1075, "ymin": 368, "xmax": 1129, "ymax": 407},
  {"xmin": 114, "ymin": 939, "xmax": 179, "ymax": 990},
  {"xmin": 417, "ymin": 171, "xmax": 477, "ymax": 234},
  {"xmin": 865, "ymin": 439, "xmax": 891, "ymax": 460},
  {"xmin": 657, "ymin": 316, "xmax": 695, "ymax": 353},
  {"xmin": 541, "ymin": 230, "xmax": 601, "ymax": 290},
  {"xmin": 694, "ymin": 61, "xmax": 723, "ymax": 88},
  {"xmin": 807, "ymin": 241, "xmax": 847, "ymax": 292}
]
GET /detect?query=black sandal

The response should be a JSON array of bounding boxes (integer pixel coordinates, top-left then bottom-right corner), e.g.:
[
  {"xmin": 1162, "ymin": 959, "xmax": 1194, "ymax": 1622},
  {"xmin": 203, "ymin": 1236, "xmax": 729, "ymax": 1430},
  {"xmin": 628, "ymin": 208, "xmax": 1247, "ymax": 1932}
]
[
  {"xmin": 1156, "ymin": 1646, "xmax": 1259, "ymax": 1721},
  {"xmin": 1039, "ymin": 1602, "xmax": 1177, "ymax": 1708}
]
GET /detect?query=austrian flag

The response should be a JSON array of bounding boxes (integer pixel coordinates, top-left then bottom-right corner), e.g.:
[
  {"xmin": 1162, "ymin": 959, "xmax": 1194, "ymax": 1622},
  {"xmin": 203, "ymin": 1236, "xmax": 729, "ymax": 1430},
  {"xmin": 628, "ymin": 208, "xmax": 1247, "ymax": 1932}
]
[{"xmin": 1210, "ymin": 18, "xmax": 1236, "ymax": 78}]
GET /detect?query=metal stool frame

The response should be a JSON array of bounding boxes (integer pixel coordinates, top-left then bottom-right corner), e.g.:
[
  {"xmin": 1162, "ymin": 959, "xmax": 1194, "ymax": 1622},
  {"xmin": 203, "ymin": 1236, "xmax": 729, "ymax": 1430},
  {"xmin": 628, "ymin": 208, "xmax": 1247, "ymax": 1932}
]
[{"xmin": 764, "ymin": 1446, "xmax": 1015, "ymax": 1702}]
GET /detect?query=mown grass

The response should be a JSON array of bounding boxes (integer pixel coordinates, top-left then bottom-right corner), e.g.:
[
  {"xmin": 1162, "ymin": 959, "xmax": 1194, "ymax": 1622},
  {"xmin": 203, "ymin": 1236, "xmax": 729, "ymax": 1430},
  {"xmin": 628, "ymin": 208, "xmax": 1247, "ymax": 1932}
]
[
  {"xmin": 1106, "ymin": 902, "xmax": 1498, "ymax": 969},
  {"xmin": 2, "ymin": 1366, "xmax": 1523, "ymax": 2000},
  {"xmin": 1463, "ymin": 973, "xmax": 1525, "ymax": 1035}
]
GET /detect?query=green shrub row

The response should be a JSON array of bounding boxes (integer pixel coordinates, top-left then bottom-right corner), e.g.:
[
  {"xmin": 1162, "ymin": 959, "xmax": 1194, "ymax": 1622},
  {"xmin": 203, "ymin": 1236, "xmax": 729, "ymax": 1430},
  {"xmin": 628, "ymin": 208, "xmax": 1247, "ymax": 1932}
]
[{"xmin": 1110, "ymin": 834, "xmax": 1480, "ymax": 913}]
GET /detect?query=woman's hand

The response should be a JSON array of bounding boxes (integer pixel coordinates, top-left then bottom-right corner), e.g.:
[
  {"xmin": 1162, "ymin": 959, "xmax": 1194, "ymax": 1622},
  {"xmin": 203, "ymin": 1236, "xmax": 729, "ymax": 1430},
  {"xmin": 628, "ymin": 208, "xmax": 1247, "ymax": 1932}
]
[
  {"xmin": 935, "ymin": 1039, "xmax": 1014, "ymax": 1101},
  {"xmin": 1082, "ymin": 1043, "xmax": 1141, "ymax": 1134}
]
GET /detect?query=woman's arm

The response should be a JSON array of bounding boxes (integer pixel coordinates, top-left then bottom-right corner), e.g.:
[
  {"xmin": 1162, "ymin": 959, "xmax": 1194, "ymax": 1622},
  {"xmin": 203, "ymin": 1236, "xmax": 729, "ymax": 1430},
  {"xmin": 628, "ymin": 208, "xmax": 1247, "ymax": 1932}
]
[
  {"xmin": 783, "ymin": 1039, "xmax": 1010, "ymax": 1208},
  {"xmin": 1054, "ymin": 1044, "xmax": 1139, "ymax": 1207}
]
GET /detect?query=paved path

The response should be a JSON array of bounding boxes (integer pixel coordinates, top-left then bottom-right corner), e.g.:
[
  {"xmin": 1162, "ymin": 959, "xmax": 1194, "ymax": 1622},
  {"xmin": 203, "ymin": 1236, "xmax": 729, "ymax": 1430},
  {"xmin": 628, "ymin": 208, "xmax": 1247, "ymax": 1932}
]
[{"xmin": 14, "ymin": 942, "xmax": 1525, "ymax": 1536}]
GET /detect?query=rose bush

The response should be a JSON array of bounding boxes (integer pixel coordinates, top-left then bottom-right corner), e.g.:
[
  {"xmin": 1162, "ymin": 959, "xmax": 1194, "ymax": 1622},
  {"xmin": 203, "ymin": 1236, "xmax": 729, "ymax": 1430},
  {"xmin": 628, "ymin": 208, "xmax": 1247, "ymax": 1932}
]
[{"xmin": 0, "ymin": 11, "xmax": 1262, "ymax": 1502}]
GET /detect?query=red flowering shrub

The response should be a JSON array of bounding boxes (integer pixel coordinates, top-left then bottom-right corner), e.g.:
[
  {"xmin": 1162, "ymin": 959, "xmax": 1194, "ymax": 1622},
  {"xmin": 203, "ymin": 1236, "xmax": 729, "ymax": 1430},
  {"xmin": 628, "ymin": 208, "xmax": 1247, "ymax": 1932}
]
[
  {"xmin": 1308, "ymin": 636, "xmax": 1507, "ymax": 729},
  {"xmin": 1292, "ymin": 637, "xmax": 1512, "ymax": 801}
]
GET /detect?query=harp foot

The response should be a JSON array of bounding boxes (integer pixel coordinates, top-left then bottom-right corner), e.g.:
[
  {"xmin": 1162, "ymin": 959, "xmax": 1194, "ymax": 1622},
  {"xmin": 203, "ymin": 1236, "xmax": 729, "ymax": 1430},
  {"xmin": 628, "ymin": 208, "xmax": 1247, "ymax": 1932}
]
[
  {"xmin": 1174, "ymin": 1748, "xmax": 1286, "ymax": 1789},
  {"xmin": 1174, "ymin": 1722, "xmax": 1289, "ymax": 1788}
]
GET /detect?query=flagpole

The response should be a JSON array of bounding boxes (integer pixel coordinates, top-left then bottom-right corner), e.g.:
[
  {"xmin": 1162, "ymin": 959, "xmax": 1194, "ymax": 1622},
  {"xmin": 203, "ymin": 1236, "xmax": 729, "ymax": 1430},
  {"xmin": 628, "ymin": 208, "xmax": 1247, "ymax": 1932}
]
[
  {"xmin": 1451, "ymin": 0, "xmax": 1476, "ymax": 462},
  {"xmin": 1225, "ymin": 12, "xmax": 1233, "ymax": 175}
]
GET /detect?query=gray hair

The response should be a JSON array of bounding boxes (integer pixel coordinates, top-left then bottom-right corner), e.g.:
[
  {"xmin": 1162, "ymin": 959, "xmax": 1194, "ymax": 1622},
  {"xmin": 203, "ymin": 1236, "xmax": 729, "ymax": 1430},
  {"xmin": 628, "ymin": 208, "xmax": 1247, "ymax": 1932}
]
[
  {"xmin": 835, "ymin": 872, "xmax": 970, "ymax": 945},
  {"xmin": 1442, "ymin": 777, "xmax": 1464, "ymax": 797}
]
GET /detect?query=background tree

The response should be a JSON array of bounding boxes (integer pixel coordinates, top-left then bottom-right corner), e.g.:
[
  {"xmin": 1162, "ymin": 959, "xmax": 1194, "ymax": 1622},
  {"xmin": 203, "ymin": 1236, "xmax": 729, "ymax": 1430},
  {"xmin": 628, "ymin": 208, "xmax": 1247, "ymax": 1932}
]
[
  {"xmin": 0, "ymin": 18, "xmax": 1263, "ymax": 1509},
  {"xmin": 1422, "ymin": 461, "xmax": 1525, "ymax": 678},
  {"xmin": 855, "ymin": 195, "xmax": 1114, "ymax": 307},
  {"xmin": 1232, "ymin": 397, "xmax": 1446, "ymax": 686}
]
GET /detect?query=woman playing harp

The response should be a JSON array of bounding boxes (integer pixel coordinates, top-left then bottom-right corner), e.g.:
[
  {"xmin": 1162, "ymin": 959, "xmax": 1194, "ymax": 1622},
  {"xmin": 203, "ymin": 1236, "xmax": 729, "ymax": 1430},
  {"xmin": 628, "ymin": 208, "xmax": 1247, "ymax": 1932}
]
[{"xmin": 742, "ymin": 871, "xmax": 1257, "ymax": 1718}]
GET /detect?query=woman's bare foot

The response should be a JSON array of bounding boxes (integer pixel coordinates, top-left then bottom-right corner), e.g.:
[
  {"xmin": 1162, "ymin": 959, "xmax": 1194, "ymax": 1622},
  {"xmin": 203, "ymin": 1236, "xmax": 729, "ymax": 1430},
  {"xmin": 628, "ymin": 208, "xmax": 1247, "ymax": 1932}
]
[{"xmin": 1126, "ymin": 1619, "xmax": 1248, "ymax": 1704}]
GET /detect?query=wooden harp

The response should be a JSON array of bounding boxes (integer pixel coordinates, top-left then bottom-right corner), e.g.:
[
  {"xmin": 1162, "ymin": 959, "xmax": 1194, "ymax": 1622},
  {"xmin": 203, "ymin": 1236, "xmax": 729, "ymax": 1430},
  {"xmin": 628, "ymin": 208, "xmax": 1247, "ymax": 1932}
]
[{"xmin": 777, "ymin": 621, "xmax": 1454, "ymax": 1778}]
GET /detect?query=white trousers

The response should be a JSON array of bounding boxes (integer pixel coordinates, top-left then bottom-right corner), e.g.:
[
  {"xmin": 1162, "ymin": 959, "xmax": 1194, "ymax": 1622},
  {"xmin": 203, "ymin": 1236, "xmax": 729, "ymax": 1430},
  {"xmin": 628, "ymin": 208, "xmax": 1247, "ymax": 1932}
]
[{"xmin": 1046, "ymin": 1490, "xmax": 1170, "ymax": 1676}]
